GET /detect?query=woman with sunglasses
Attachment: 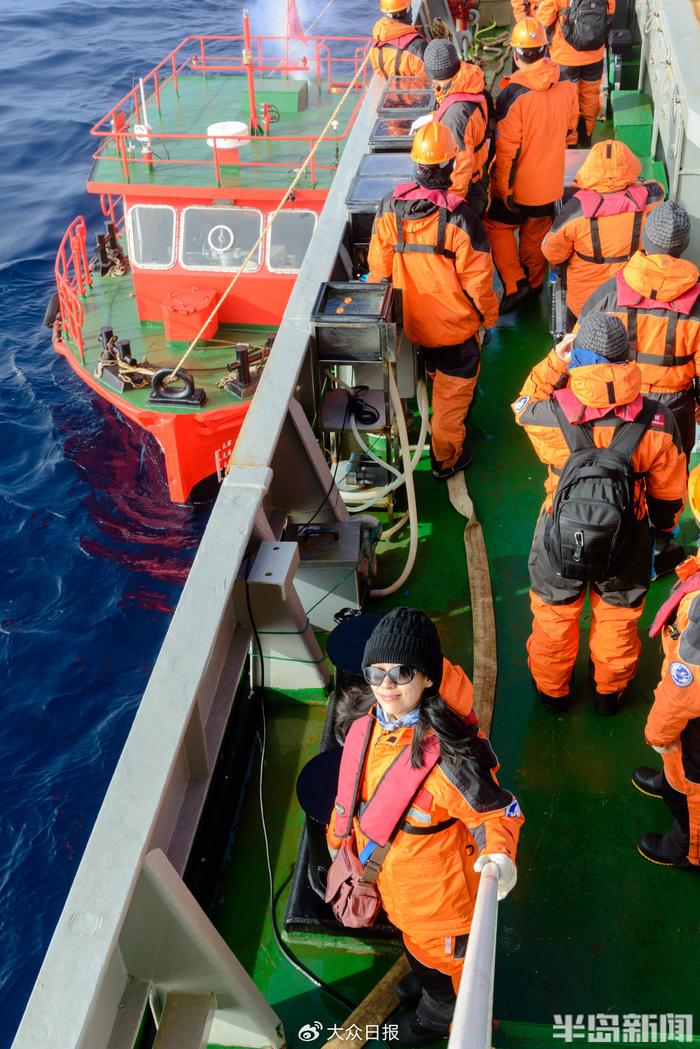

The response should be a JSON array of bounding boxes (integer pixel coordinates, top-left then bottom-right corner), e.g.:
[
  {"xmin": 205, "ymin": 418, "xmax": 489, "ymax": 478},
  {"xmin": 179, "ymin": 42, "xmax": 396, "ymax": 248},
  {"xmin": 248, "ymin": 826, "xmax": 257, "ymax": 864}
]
[{"xmin": 327, "ymin": 607, "xmax": 523, "ymax": 1046}]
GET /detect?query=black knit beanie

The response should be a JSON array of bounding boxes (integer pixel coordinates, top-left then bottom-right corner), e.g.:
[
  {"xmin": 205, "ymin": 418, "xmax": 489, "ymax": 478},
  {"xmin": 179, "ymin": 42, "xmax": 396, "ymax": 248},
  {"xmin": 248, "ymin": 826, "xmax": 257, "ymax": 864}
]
[
  {"xmin": 573, "ymin": 313, "xmax": 629, "ymax": 363},
  {"xmin": 423, "ymin": 39, "xmax": 461, "ymax": 81},
  {"xmin": 642, "ymin": 201, "xmax": 691, "ymax": 258},
  {"xmin": 362, "ymin": 607, "xmax": 443, "ymax": 687}
]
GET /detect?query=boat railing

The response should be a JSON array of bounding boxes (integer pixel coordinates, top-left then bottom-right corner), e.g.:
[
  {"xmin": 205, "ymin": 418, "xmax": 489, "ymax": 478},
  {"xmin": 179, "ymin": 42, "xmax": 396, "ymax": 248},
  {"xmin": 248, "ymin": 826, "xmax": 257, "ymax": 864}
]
[
  {"xmin": 99, "ymin": 192, "xmax": 125, "ymax": 235},
  {"xmin": 447, "ymin": 861, "xmax": 500, "ymax": 1049},
  {"xmin": 89, "ymin": 34, "xmax": 370, "ymax": 185},
  {"xmin": 54, "ymin": 216, "xmax": 91, "ymax": 362},
  {"xmin": 53, "ymin": 197, "xmax": 124, "ymax": 361}
]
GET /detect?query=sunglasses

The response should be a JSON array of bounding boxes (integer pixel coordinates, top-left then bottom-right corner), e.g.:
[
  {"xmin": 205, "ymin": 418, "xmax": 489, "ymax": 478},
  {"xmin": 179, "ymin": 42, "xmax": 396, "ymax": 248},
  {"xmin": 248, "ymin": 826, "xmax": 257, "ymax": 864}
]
[{"xmin": 363, "ymin": 665, "xmax": 417, "ymax": 686}]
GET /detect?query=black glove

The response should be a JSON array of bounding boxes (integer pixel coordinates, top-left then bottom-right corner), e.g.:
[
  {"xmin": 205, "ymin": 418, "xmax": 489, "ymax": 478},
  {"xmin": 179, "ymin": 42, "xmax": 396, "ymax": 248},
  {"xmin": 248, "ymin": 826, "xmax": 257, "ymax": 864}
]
[{"xmin": 652, "ymin": 529, "xmax": 685, "ymax": 579}]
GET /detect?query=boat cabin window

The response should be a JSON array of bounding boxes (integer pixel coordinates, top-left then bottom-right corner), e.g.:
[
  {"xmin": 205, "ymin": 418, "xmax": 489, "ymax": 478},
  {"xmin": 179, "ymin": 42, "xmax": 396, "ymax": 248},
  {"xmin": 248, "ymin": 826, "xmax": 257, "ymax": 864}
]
[
  {"xmin": 267, "ymin": 210, "xmax": 316, "ymax": 273},
  {"xmin": 179, "ymin": 206, "xmax": 262, "ymax": 272},
  {"xmin": 126, "ymin": 205, "xmax": 177, "ymax": 269}
]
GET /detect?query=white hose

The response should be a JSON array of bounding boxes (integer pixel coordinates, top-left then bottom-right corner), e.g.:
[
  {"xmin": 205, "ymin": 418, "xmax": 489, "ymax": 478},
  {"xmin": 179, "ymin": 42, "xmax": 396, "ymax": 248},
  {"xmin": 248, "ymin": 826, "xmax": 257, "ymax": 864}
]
[
  {"xmin": 346, "ymin": 379, "xmax": 429, "ymax": 514},
  {"xmin": 370, "ymin": 367, "xmax": 420, "ymax": 598},
  {"xmin": 380, "ymin": 510, "xmax": 410, "ymax": 539}
]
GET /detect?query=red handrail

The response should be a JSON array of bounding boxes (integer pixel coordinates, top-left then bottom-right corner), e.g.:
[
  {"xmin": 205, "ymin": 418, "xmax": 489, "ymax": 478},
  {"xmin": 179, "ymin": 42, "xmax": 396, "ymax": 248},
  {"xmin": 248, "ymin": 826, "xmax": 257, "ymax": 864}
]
[
  {"xmin": 54, "ymin": 217, "xmax": 92, "ymax": 362},
  {"xmin": 89, "ymin": 33, "xmax": 370, "ymax": 185}
]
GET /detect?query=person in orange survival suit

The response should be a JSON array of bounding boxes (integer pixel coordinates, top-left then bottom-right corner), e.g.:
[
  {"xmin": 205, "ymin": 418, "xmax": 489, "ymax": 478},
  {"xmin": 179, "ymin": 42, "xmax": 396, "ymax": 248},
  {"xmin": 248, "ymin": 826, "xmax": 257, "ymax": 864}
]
[
  {"xmin": 513, "ymin": 313, "xmax": 686, "ymax": 715},
  {"xmin": 578, "ymin": 202, "xmax": 700, "ymax": 467},
  {"xmin": 541, "ymin": 140, "xmax": 665, "ymax": 327},
  {"xmin": 632, "ymin": 474, "xmax": 700, "ymax": 869},
  {"xmin": 483, "ymin": 18, "xmax": 578, "ymax": 314},
  {"xmin": 369, "ymin": 0, "xmax": 428, "ymax": 79},
  {"xmin": 367, "ymin": 120, "xmax": 498, "ymax": 478},
  {"xmin": 328, "ymin": 608, "xmax": 523, "ymax": 1046},
  {"xmin": 421, "ymin": 38, "xmax": 494, "ymax": 216},
  {"xmin": 537, "ymin": 0, "xmax": 615, "ymax": 147}
]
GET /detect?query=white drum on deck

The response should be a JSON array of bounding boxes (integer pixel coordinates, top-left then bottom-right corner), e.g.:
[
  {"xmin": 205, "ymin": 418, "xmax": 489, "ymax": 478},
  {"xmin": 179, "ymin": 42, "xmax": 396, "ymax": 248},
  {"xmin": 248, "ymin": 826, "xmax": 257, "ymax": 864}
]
[{"xmin": 206, "ymin": 121, "xmax": 248, "ymax": 150}]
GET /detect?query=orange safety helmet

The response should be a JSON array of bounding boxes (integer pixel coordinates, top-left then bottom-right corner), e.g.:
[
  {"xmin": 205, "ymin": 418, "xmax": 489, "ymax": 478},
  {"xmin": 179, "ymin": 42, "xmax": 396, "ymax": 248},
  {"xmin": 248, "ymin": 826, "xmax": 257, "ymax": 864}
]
[
  {"xmin": 689, "ymin": 465, "xmax": 700, "ymax": 526},
  {"xmin": 511, "ymin": 17, "xmax": 548, "ymax": 50},
  {"xmin": 411, "ymin": 119, "xmax": 459, "ymax": 165},
  {"xmin": 380, "ymin": 0, "xmax": 411, "ymax": 12}
]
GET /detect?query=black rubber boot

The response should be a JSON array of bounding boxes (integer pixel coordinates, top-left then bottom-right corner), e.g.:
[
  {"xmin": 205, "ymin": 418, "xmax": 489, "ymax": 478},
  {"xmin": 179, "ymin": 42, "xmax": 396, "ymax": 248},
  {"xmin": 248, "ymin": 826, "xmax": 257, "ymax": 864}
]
[
  {"xmin": 395, "ymin": 1012, "xmax": 450, "ymax": 1046},
  {"xmin": 637, "ymin": 832, "xmax": 696, "ymax": 869},
  {"xmin": 576, "ymin": 116, "xmax": 592, "ymax": 147},
  {"xmin": 396, "ymin": 984, "xmax": 455, "ymax": 1046},
  {"xmin": 594, "ymin": 688, "xmax": 623, "ymax": 716},
  {"xmin": 396, "ymin": 969, "xmax": 422, "ymax": 1006},
  {"xmin": 432, "ymin": 443, "xmax": 473, "ymax": 480},
  {"xmin": 499, "ymin": 278, "xmax": 531, "ymax": 315},
  {"xmin": 539, "ymin": 690, "xmax": 569, "ymax": 714},
  {"xmin": 632, "ymin": 766, "xmax": 663, "ymax": 799}
]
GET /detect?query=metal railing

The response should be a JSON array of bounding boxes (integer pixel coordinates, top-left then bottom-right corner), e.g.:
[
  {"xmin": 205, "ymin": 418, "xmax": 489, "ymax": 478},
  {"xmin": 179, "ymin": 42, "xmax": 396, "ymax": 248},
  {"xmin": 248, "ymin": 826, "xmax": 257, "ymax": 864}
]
[
  {"xmin": 448, "ymin": 862, "xmax": 500, "ymax": 1049},
  {"xmin": 89, "ymin": 34, "xmax": 371, "ymax": 185},
  {"xmin": 53, "ymin": 195, "xmax": 124, "ymax": 361},
  {"xmin": 54, "ymin": 216, "xmax": 91, "ymax": 361}
]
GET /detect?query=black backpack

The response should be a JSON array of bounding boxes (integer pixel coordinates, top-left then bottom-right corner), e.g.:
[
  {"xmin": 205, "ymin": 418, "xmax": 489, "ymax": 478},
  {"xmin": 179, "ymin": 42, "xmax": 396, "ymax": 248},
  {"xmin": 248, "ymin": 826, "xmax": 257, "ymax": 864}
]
[
  {"xmin": 545, "ymin": 399, "xmax": 654, "ymax": 582},
  {"xmin": 561, "ymin": 0, "xmax": 611, "ymax": 51}
]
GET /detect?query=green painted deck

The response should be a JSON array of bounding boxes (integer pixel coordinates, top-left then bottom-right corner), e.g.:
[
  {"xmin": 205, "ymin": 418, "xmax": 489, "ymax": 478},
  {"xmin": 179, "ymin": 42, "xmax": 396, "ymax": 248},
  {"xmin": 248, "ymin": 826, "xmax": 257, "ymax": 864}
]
[
  {"xmin": 209, "ymin": 294, "xmax": 700, "ymax": 1049},
  {"xmin": 68, "ymin": 266, "xmax": 274, "ymax": 413},
  {"xmin": 89, "ymin": 72, "xmax": 365, "ymax": 191}
]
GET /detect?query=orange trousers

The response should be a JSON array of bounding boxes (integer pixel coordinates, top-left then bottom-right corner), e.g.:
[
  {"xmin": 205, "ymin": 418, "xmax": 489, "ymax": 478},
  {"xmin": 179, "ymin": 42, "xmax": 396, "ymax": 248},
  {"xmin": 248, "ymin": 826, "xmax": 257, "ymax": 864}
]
[
  {"xmin": 423, "ymin": 338, "xmax": 480, "ymax": 471},
  {"xmin": 403, "ymin": 931, "xmax": 466, "ymax": 995},
  {"xmin": 560, "ymin": 62, "xmax": 604, "ymax": 139},
  {"xmin": 527, "ymin": 511, "xmax": 651, "ymax": 697},
  {"xmin": 528, "ymin": 591, "xmax": 644, "ymax": 697},
  {"xmin": 483, "ymin": 205, "xmax": 553, "ymax": 296}
]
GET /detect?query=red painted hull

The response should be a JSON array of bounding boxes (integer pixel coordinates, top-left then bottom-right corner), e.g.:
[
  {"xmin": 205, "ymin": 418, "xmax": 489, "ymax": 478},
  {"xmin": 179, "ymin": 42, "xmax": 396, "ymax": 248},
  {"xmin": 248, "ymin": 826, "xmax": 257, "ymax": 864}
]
[{"xmin": 54, "ymin": 331, "xmax": 247, "ymax": 503}]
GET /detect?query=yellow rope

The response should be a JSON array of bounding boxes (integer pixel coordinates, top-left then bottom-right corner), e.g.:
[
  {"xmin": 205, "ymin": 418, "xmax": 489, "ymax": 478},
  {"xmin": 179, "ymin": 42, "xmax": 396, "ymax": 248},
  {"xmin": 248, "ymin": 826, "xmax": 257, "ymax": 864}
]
[{"xmin": 168, "ymin": 44, "xmax": 372, "ymax": 381}]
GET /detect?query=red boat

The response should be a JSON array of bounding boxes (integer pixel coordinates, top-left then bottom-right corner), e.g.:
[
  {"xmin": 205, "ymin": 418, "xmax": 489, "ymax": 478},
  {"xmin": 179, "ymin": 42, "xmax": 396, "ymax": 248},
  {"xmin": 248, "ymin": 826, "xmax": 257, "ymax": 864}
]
[{"xmin": 50, "ymin": 10, "xmax": 370, "ymax": 502}]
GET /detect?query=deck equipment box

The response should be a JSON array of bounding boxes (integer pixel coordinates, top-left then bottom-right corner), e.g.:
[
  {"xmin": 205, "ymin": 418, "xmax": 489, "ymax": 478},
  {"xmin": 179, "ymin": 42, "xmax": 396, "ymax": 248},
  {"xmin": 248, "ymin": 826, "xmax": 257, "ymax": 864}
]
[{"xmin": 310, "ymin": 282, "xmax": 396, "ymax": 364}]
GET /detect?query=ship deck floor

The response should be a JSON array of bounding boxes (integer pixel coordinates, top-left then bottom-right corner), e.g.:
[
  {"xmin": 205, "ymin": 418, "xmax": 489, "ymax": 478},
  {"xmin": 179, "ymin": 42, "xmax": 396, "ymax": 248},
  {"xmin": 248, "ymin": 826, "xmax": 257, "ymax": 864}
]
[
  {"xmin": 209, "ymin": 295, "xmax": 700, "ymax": 1049},
  {"xmin": 68, "ymin": 267, "xmax": 275, "ymax": 413},
  {"xmin": 89, "ymin": 72, "xmax": 363, "ymax": 191}
]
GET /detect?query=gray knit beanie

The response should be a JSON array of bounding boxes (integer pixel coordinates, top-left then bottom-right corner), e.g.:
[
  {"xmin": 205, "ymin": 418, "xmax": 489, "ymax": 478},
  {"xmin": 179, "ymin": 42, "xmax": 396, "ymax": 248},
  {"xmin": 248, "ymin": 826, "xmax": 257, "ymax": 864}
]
[
  {"xmin": 423, "ymin": 39, "xmax": 461, "ymax": 81},
  {"xmin": 642, "ymin": 201, "xmax": 691, "ymax": 258},
  {"xmin": 362, "ymin": 607, "xmax": 443, "ymax": 688},
  {"xmin": 573, "ymin": 314, "xmax": 629, "ymax": 363}
]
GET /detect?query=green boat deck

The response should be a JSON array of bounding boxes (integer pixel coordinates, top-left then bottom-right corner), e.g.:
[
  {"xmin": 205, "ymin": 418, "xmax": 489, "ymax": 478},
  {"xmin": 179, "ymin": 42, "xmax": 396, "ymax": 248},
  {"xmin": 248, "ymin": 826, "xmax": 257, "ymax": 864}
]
[
  {"xmin": 210, "ymin": 294, "xmax": 700, "ymax": 1048},
  {"xmin": 89, "ymin": 71, "xmax": 366, "ymax": 191},
  {"xmin": 68, "ymin": 265, "xmax": 275, "ymax": 413}
]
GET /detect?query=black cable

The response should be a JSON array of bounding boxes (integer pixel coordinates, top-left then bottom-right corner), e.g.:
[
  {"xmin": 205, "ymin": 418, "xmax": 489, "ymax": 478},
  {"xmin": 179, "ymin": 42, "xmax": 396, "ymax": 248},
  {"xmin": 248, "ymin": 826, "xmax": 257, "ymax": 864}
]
[
  {"xmin": 244, "ymin": 568, "xmax": 356, "ymax": 1013},
  {"xmin": 303, "ymin": 398, "xmax": 350, "ymax": 528}
]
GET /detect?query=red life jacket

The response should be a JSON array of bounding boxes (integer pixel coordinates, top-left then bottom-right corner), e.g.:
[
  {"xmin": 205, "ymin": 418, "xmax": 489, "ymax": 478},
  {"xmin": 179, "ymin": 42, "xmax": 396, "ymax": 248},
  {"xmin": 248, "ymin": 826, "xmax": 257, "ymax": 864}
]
[
  {"xmin": 650, "ymin": 571, "xmax": 700, "ymax": 638},
  {"xmin": 375, "ymin": 30, "xmax": 424, "ymax": 76},
  {"xmin": 553, "ymin": 385, "xmax": 644, "ymax": 423},
  {"xmin": 390, "ymin": 182, "xmax": 464, "ymax": 260},
  {"xmin": 615, "ymin": 270, "xmax": 700, "ymax": 363},
  {"xmin": 393, "ymin": 181, "xmax": 463, "ymax": 213},
  {"xmin": 435, "ymin": 91, "xmax": 486, "ymax": 120},
  {"xmin": 333, "ymin": 713, "xmax": 440, "ymax": 845},
  {"xmin": 572, "ymin": 185, "xmax": 649, "ymax": 265},
  {"xmin": 376, "ymin": 30, "xmax": 422, "ymax": 50},
  {"xmin": 616, "ymin": 270, "xmax": 700, "ymax": 315},
  {"xmin": 435, "ymin": 92, "xmax": 491, "ymax": 159}
]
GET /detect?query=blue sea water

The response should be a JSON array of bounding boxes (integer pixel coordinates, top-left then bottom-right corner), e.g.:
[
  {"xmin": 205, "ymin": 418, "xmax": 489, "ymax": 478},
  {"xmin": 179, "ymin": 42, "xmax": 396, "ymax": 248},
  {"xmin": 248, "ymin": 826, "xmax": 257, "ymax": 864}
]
[{"xmin": 0, "ymin": 0, "xmax": 368, "ymax": 1042}]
